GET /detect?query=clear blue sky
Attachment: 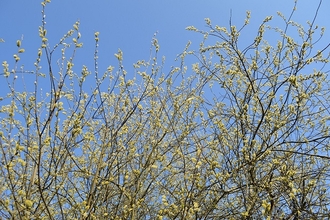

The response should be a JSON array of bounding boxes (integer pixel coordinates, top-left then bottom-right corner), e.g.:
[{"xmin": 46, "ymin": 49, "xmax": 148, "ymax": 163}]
[{"xmin": 0, "ymin": 0, "xmax": 329, "ymax": 94}]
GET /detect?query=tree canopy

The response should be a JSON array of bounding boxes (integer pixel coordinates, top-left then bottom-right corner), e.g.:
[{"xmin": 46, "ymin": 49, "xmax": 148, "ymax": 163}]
[{"xmin": 1, "ymin": 0, "xmax": 330, "ymax": 219}]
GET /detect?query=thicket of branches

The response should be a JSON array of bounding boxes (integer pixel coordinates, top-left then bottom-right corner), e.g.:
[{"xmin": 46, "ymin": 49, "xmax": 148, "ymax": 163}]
[{"xmin": 1, "ymin": 0, "xmax": 330, "ymax": 219}]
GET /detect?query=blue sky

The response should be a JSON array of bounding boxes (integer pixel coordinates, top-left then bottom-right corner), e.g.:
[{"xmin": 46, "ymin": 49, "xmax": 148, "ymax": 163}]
[{"xmin": 0, "ymin": 0, "xmax": 329, "ymax": 93}]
